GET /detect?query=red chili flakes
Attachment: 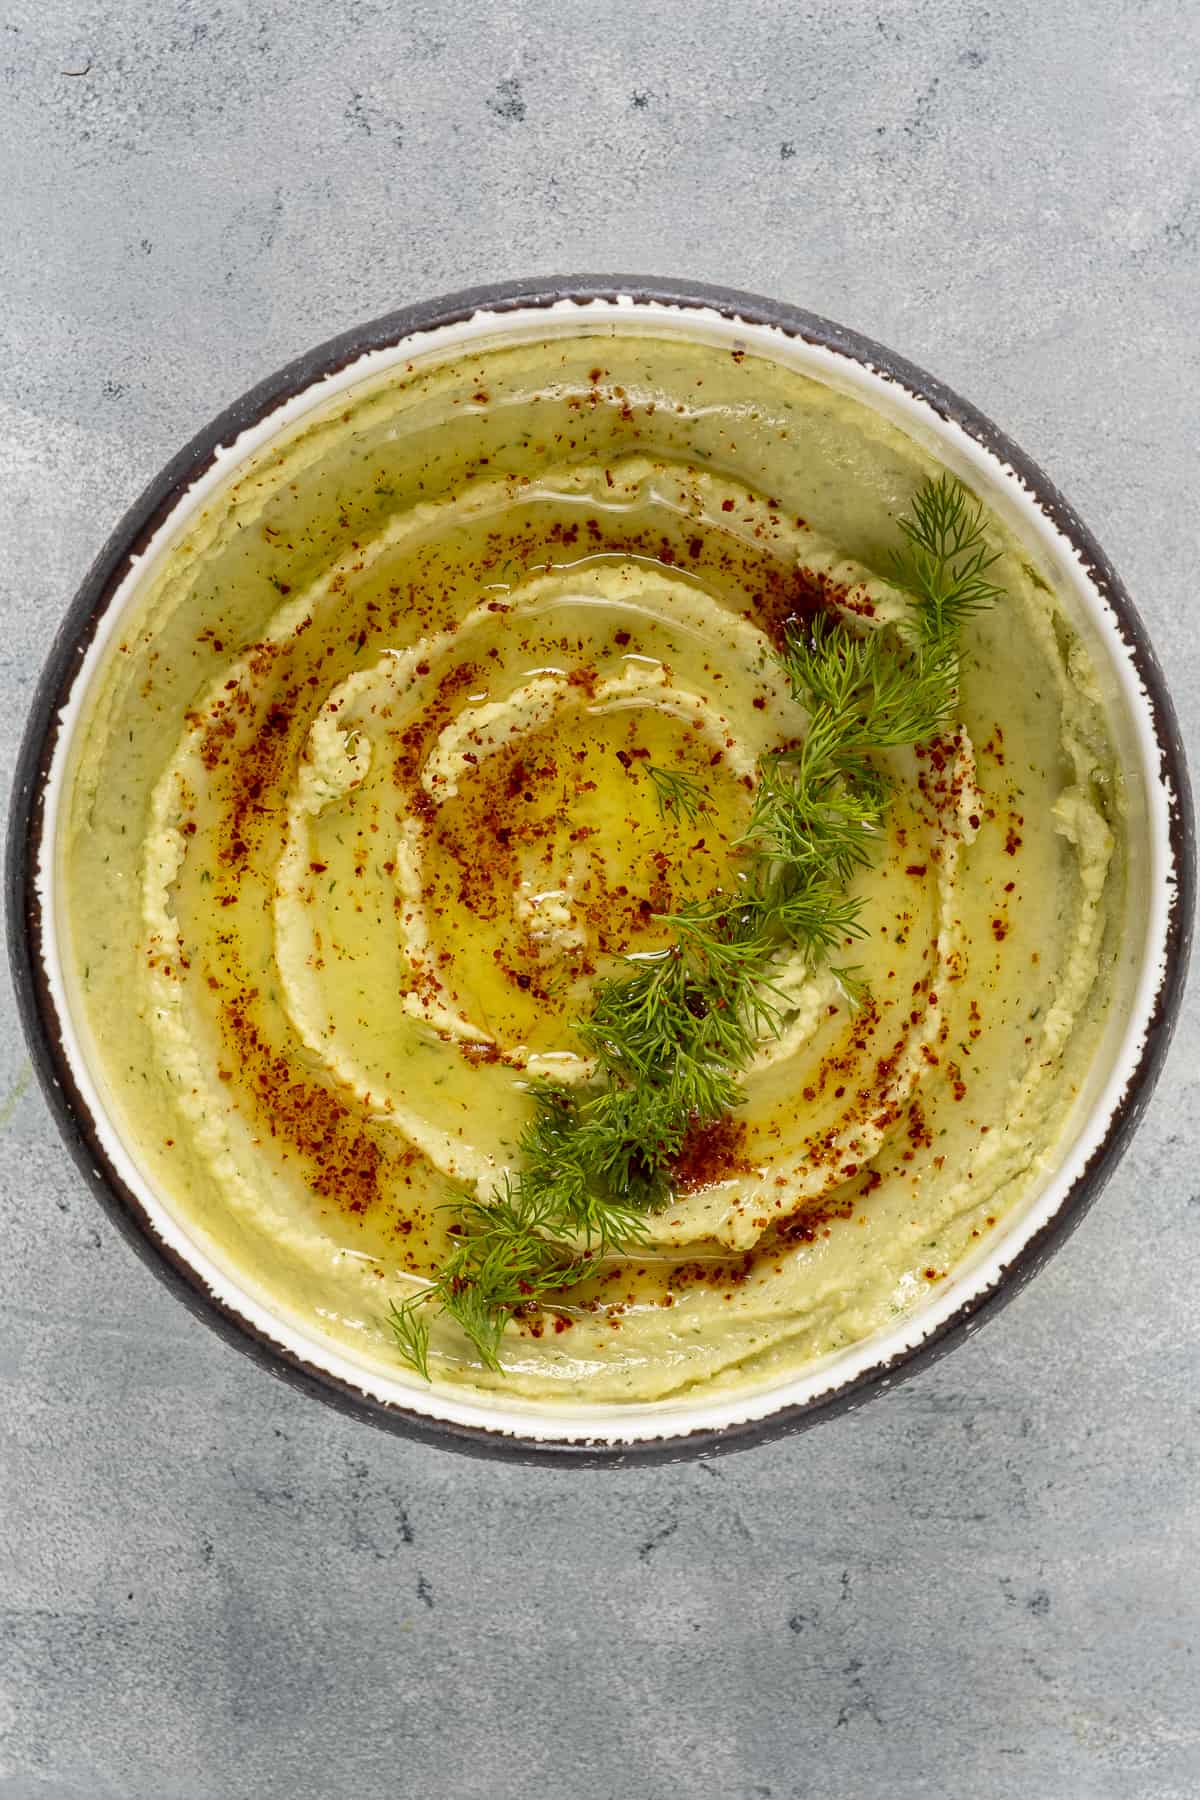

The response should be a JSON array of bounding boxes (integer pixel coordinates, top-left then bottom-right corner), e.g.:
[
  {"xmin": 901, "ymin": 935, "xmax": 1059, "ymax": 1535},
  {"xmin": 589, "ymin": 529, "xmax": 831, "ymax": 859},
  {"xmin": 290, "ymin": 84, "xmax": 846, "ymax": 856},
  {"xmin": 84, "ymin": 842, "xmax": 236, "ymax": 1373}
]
[
  {"xmin": 746, "ymin": 564, "xmax": 840, "ymax": 651},
  {"xmin": 221, "ymin": 1000, "xmax": 382, "ymax": 1215},
  {"xmin": 672, "ymin": 1116, "xmax": 750, "ymax": 1190},
  {"xmin": 906, "ymin": 1101, "xmax": 933, "ymax": 1154},
  {"xmin": 776, "ymin": 1184, "xmax": 857, "ymax": 1245}
]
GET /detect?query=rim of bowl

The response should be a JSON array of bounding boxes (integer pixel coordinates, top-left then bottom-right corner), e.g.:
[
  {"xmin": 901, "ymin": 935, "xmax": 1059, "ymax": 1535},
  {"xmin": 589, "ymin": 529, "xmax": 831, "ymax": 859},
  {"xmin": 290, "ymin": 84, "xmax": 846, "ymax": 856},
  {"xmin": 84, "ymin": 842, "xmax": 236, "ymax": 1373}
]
[{"xmin": 7, "ymin": 275, "xmax": 1194, "ymax": 1466}]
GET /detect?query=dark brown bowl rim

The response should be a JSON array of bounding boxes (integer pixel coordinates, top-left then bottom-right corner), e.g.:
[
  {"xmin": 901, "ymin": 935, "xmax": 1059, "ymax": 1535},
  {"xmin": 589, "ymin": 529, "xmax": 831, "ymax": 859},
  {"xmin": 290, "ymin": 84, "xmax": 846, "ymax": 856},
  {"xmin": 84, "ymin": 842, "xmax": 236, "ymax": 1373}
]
[{"xmin": 7, "ymin": 276, "xmax": 1194, "ymax": 1465}]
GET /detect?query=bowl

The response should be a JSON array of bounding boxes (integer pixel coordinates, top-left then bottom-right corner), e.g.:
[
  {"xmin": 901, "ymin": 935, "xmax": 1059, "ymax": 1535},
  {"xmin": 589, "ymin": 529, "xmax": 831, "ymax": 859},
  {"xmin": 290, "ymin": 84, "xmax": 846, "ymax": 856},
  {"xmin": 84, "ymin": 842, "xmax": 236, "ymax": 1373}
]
[{"xmin": 8, "ymin": 277, "xmax": 1193, "ymax": 1463}]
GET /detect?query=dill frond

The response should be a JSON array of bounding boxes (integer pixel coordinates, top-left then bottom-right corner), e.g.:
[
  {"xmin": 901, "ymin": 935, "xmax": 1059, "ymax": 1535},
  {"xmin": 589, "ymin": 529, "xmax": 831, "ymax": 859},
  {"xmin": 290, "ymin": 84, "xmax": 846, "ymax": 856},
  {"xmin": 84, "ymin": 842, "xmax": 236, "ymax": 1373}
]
[
  {"xmin": 644, "ymin": 763, "xmax": 713, "ymax": 825},
  {"xmin": 892, "ymin": 473, "xmax": 1005, "ymax": 642},
  {"xmin": 389, "ymin": 476, "xmax": 1001, "ymax": 1378},
  {"xmin": 386, "ymin": 1295, "xmax": 433, "ymax": 1382}
]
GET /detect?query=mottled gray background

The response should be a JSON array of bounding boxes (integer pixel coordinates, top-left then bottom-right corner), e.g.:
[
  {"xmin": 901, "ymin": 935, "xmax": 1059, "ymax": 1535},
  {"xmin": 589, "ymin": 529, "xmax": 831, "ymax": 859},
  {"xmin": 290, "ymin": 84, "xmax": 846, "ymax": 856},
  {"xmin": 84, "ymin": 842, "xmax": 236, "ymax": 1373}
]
[{"xmin": 1, "ymin": 1, "xmax": 1197, "ymax": 1796}]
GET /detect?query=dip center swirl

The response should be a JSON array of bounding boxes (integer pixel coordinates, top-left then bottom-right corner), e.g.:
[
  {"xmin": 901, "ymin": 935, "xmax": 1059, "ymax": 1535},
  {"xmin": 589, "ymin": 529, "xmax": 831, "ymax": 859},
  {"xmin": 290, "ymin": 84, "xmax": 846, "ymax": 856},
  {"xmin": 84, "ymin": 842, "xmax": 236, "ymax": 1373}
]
[{"xmin": 275, "ymin": 558, "xmax": 795, "ymax": 1104}]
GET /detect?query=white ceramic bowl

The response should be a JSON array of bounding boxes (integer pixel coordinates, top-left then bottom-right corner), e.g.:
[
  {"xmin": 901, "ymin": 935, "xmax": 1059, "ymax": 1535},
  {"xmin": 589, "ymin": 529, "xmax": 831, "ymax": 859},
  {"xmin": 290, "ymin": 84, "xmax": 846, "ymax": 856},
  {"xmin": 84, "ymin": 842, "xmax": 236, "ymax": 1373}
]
[{"xmin": 9, "ymin": 279, "xmax": 1193, "ymax": 1462}]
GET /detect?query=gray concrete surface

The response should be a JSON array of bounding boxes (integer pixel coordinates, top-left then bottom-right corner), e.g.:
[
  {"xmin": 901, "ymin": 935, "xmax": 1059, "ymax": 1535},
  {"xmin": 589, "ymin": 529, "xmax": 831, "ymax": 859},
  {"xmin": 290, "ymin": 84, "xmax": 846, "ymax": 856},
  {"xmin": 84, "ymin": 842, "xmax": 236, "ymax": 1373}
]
[{"xmin": 1, "ymin": 2, "xmax": 1197, "ymax": 1795}]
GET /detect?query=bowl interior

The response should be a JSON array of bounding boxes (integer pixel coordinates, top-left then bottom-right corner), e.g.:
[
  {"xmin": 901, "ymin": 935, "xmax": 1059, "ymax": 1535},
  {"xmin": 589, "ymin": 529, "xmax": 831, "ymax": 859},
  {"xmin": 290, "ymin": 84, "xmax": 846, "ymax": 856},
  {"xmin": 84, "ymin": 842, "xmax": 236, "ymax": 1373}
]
[{"xmin": 29, "ymin": 293, "xmax": 1181, "ymax": 1451}]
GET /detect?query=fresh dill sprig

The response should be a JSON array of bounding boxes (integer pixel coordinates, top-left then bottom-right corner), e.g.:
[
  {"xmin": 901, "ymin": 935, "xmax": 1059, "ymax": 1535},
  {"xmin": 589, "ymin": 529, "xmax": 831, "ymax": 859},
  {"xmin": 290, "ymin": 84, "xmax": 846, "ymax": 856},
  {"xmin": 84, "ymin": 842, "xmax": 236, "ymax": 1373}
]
[
  {"xmin": 516, "ymin": 1083, "xmax": 654, "ymax": 1246},
  {"xmin": 644, "ymin": 763, "xmax": 713, "ymax": 825},
  {"xmin": 387, "ymin": 1290, "xmax": 434, "ymax": 1381},
  {"xmin": 891, "ymin": 473, "xmax": 1005, "ymax": 643},
  {"xmin": 742, "ymin": 739, "xmax": 887, "ymax": 887},
  {"xmin": 387, "ymin": 1175, "xmax": 602, "ymax": 1373},
  {"xmin": 389, "ymin": 476, "xmax": 1001, "ymax": 1377},
  {"xmin": 776, "ymin": 614, "xmax": 956, "ymax": 753},
  {"xmin": 830, "ymin": 964, "xmax": 869, "ymax": 1010},
  {"xmin": 577, "ymin": 939, "xmax": 765, "ymax": 1092}
]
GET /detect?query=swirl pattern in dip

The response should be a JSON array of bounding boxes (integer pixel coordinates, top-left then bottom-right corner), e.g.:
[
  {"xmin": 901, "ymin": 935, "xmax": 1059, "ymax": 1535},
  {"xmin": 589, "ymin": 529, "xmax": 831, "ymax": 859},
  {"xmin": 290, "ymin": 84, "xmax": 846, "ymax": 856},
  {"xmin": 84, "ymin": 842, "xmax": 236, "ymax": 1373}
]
[{"xmin": 62, "ymin": 331, "xmax": 1124, "ymax": 1403}]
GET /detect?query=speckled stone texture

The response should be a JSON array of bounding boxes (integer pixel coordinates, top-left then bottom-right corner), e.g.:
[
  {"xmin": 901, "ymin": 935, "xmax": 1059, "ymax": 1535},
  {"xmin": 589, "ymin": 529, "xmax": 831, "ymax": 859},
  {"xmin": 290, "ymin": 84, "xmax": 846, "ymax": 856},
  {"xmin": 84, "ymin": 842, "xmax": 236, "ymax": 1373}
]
[{"xmin": 1, "ymin": 2, "xmax": 1197, "ymax": 1795}]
